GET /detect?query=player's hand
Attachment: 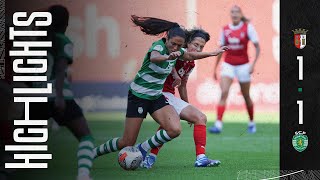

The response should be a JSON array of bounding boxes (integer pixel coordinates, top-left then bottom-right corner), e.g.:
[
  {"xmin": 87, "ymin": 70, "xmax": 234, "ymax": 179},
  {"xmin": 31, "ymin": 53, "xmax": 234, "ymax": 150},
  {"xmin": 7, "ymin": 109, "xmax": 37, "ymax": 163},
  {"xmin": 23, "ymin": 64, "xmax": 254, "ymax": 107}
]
[
  {"xmin": 249, "ymin": 64, "xmax": 254, "ymax": 74},
  {"xmin": 168, "ymin": 51, "xmax": 182, "ymax": 60},
  {"xmin": 214, "ymin": 46, "xmax": 229, "ymax": 55},
  {"xmin": 55, "ymin": 97, "xmax": 66, "ymax": 114},
  {"xmin": 172, "ymin": 74, "xmax": 181, "ymax": 88}
]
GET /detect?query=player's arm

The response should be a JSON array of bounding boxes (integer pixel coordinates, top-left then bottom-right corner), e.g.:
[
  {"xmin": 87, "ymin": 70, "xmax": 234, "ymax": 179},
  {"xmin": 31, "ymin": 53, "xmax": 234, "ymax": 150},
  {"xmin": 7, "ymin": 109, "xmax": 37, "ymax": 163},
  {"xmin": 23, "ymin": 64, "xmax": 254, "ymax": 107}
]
[
  {"xmin": 150, "ymin": 51, "xmax": 182, "ymax": 63},
  {"xmin": 171, "ymin": 68, "xmax": 181, "ymax": 88},
  {"xmin": 55, "ymin": 58, "xmax": 68, "ymax": 112},
  {"xmin": 248, "ymin": 24, "xmax": 260, "ymax": 74},
  {"xmin": 251, "ymin": 42, "xmax": 260, "ymax": 67},
  {"xmin": 178, "ymin": 75, "xmax": 189, "ymax": 102},
  {"xmin": 181, "ymin": 46, "xmax": 228, "ymax": 61}
]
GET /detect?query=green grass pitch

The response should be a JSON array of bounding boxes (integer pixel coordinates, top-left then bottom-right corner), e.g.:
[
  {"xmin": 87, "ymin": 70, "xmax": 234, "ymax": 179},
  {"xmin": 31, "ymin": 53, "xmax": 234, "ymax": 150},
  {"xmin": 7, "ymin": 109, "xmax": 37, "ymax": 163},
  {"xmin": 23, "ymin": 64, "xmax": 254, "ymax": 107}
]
[{"xmin": 13, "ymin": 111, "xmax": 279, "ymax": 180}]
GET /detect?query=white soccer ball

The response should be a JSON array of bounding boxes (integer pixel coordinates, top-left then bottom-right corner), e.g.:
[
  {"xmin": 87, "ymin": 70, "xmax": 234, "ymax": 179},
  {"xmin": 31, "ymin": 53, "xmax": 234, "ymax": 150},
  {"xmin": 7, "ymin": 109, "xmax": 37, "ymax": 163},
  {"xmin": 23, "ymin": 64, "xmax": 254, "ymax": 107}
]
[{"xmin": 118, "ymin": 146, "xmax": 143, "ymax": 170}]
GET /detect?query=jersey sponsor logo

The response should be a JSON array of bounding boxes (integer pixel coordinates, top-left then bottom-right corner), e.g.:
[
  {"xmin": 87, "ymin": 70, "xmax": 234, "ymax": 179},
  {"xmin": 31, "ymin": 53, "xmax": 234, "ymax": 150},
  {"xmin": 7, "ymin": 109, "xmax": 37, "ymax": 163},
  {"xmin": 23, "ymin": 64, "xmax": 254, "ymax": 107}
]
[
  {"xmin": 227, "ymin": 37, "xmax": 240, "ymax": 44},
  {"xmin": 178, "ymin": 68, "xmax": 185, "ymax": 77},
  {"xmin": 138, "ymin": 107, "xmax": 143, "ymax": 114},
  {"xmin": 292, "ymin": 28, "xmax": 308, "ymax": 49},
  {"xmin": 292, "ymin": 131, "xmax": 308, "ymax": 152},
  {"xmin": 153, "ymin": 45, "xmax": 164, "ymax": 52}
]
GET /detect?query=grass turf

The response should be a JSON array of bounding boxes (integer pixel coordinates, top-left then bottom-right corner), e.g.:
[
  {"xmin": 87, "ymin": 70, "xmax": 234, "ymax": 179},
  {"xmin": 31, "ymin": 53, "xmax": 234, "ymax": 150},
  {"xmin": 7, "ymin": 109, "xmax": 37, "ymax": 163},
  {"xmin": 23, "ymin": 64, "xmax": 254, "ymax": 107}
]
[{"xmin": 12, "ymin": 111, "xmax": 279, "ymax": 180}]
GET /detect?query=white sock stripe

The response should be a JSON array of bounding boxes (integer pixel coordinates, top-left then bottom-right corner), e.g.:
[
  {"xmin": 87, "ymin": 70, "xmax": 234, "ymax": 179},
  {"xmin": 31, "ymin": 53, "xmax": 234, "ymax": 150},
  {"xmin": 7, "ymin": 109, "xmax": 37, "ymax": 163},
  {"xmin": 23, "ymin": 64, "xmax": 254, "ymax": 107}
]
[
  {"xmin": 112, "ymin": 138, "xmax": 118, "ymax": 151},
  {"xmin": 99, "ymin": 145, "xmax": 104, "ymax": 154},
  {"xmin": 106, "ymin": 143, "xmax": 111, "ymax": 153},
  {"xmin": 156, "ymin": 131, "xmax": 165, "ymax": 143},
  {"xmin": 79, "ymin": 141, "xmax": 94, "ymax": 149},
  {"xmin": 77, "ymin": 149, "xmax": 94, "ymax": 159},
  {"xmin": 78, "ymin": 159, "xmax": 93, "ymax": 167},
  {"xmin": 151, "ymin": 136, "xmax": 160, "ymax": 146},
  {"xmin": 162, "ymin": 130, "xmax": 172, "ymax": 141},
  {"xmin": 78, "ymin": 168, "xmax": 90, "ymax": 176}
]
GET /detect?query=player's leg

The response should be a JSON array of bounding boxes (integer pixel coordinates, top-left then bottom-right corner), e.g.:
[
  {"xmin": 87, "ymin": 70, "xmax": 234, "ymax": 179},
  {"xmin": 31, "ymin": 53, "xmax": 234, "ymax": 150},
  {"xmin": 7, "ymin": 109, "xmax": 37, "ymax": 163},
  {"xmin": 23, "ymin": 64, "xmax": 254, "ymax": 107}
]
[
  {"xmin": 147, "ymin": 92, "xmax": 178, "ymax": 158},
  {"xmin": 239, "ymin": 82, "xmax": 256, "ymax": 133},
  {"xmin": 209, "ymin": 76, "xmax": 233, "ymax": 133},
  {"xmin": 209, "ymin": 62, "xmax": 234, "ymax": 133},
  {"xmin": 143, "ymin": 92, "xmax": 182, "ymax": 168},
  {"xmin": 54, "ymin": 100, "xmax": 95, "ymax": 180},
  {"xmin": 138, "ymin": 96, "xmax": 181, "ymax": 168},
  {"xmin": 237, "ymin": 63, "xmax": 256, "ymax": 133},
  {"xmin": 180, "ymin": 105, "xmax": 221, "ymax": 167},
  {"xmin": 94, "ymin": 117, "xmax": 144, "ymax": 157},
  {"xmin": 93, "ymin": 91, "xmax": 146, "ymax": 158}
]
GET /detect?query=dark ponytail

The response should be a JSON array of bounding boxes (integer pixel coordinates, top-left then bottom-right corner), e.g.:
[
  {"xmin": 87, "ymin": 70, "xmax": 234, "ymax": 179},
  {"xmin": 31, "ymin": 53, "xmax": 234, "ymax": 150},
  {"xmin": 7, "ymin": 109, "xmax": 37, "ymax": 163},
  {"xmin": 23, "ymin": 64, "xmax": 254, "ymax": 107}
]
[
  {"xmin": 131, "ymin": 15, "xmax": 186, "ymax": 39},
  {"xmin": 241, "ymin": 16, "xmax": 250, "ymax": 23},
  {"xmin": 185, "ymin": 28, "xmax": 210, "ymax": 45}
]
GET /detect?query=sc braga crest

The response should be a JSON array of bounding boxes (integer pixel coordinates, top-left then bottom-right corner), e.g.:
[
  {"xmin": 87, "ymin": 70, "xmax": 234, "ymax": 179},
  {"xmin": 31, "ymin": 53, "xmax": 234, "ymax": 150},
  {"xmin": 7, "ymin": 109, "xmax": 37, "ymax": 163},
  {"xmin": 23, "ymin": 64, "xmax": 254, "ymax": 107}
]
[{"xmin": 293, "ymin": 28, "xmax": 308, "ymax": 49}]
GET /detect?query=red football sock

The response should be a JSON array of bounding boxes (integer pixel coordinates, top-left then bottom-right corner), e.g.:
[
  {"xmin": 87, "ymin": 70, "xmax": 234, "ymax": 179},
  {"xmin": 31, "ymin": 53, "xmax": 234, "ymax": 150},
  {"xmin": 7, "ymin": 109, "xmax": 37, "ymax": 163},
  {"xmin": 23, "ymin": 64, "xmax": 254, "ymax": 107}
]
[
  {"xmin": 150, "ymin": 126, "xmax": 163, "ymax": 156},
  {"xmin": 194, "ymin": 125, "xmax": 206, "ymax": 156},
  {"xmin": 246, "ymin": 104, "xmax": 254, "ymax": 121},
  {"xmin": 217, "ymin": 105, "xmax": 226, "ymax": 121}
]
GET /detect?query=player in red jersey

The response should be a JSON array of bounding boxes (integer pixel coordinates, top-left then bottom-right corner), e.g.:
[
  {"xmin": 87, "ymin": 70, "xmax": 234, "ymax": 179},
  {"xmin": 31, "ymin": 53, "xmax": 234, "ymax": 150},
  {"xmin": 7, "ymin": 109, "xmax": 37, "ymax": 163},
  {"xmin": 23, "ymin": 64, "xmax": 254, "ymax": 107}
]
[
  {"xmin": 209, "ymin": 5, "xmax": 260, "ymax": 134},
  {"xmin": 141, "ymin": 28, "xmax": 221, "ymax": 168}
]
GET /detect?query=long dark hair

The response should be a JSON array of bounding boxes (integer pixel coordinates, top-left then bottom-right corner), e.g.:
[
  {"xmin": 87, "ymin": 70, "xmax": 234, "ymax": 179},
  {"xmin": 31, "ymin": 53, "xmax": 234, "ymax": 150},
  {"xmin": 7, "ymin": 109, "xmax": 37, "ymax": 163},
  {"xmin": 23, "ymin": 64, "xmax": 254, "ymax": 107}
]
[
  {"xmin": 131, "ymin": 15, "xmax": 186, "ymax": 39},
  {"xmin": 185, "ymin": 28, "xmax": 210, "ymax": 45}
]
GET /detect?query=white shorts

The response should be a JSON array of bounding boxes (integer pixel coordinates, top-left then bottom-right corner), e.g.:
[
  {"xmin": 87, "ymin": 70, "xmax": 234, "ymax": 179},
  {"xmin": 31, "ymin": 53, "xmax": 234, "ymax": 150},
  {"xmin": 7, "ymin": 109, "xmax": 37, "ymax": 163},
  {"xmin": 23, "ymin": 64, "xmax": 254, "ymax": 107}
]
[
  {"xmin": 162, "ymin": 92, "xmax": 189, "ymax": 115},
  {"xmin": 220, "ymin": 62, "xmax": 251, "ymax": 83}
]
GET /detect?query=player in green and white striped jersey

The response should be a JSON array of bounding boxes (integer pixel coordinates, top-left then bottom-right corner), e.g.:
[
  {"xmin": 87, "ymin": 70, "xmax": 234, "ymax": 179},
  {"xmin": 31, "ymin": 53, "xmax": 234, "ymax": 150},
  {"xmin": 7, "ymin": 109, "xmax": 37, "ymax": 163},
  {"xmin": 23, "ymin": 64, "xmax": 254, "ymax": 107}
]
[
  {"xmin": 29, "ymin": 5, "xmax": 94, "ymax": 180},
  {"xmin": 93, "ymin": 16, "xmax": 228, "ymax": 166}
]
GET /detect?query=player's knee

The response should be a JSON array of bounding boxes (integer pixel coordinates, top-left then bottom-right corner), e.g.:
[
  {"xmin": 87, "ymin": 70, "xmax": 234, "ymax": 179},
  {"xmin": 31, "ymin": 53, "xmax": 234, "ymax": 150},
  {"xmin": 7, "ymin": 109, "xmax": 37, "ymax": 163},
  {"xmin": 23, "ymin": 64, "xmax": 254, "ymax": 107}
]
[
  {"xmin": 166, "ymin": 126, "xmax": 181, "ymax": 139},
  {"xmin": 196, "ymin": 113, "xmax": 207, "ymax": 124}
]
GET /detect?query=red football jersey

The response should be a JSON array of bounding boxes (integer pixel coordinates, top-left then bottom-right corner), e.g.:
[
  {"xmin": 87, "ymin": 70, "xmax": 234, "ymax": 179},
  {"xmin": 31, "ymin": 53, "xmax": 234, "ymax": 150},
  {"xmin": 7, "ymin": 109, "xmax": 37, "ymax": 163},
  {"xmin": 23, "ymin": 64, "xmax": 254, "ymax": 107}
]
[
  {"xmin": 163, "ymin": 59, "xmax": 195, "ymax": 94},
  {"xmin": 223, "ymin": 22, "xmax": 250, "ymax": 65}
]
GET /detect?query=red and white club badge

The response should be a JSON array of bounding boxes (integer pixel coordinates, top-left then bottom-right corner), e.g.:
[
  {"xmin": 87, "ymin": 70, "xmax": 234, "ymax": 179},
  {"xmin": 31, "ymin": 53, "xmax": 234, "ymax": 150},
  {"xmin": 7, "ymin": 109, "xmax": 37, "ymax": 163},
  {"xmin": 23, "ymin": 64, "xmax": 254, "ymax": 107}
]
[{"xmin": 292, "ymin": 28, "xmax": 308, "ymax": 49}]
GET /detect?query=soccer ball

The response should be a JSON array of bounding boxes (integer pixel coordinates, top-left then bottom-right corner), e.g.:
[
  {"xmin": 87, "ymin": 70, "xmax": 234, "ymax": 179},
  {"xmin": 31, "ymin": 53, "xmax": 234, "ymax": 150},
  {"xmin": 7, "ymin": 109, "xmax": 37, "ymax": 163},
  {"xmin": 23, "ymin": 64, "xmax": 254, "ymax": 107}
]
[{"xmin": 118, "ymin": 146, "xmax": 143, "ymax": 170}]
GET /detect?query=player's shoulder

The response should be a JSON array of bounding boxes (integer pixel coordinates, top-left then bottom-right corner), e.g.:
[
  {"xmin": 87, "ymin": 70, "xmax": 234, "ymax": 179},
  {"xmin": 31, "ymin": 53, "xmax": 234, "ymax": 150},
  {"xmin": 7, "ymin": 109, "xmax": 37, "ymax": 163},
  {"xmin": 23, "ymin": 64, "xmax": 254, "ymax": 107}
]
[
  {"xmin": 55, "ymin": 33, "xmax": 72, "ymax": 45},
  {"xmin": 150, "ymin": 38, "xmax": 166, "ymax": 53},
  {"xmin": 223, "ymin": 24, "xmax": 230, "ymax": 30}
]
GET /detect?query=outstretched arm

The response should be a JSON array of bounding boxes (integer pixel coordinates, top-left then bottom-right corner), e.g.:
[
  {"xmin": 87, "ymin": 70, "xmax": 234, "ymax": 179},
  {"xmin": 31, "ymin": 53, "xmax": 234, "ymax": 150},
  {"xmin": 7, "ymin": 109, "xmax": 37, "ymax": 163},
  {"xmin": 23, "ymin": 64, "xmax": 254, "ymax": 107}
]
[{"xmin": 181, "ymin": 46, "xmax": 228, "ymax": 61}]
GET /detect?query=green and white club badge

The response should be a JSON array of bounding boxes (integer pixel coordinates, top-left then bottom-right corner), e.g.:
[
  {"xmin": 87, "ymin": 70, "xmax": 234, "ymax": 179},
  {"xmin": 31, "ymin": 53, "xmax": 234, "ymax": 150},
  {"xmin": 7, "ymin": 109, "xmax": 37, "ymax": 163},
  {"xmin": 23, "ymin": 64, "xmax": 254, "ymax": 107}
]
[{"xmin": 292, "ymin": 131, "xmax": 308, "ymax": 152}]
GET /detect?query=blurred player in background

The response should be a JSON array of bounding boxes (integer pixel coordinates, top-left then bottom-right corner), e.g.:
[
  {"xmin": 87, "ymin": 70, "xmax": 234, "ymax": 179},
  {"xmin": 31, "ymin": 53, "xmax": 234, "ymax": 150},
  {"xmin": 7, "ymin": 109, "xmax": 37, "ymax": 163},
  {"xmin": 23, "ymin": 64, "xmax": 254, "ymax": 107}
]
[
  {"xmin": 29, "ymin": 5, "xmax": 95, "ymax": 180},
  {"xmin": 93, "ymin": 15, "xmax": 227, "ymax": 165},
  {"xmin": 209, "ymin": 5, "xmax": 260, "ymax": 134},
  {"xmin": 142, "ymin": 28, "xmax": 220, "ymax": 168}
]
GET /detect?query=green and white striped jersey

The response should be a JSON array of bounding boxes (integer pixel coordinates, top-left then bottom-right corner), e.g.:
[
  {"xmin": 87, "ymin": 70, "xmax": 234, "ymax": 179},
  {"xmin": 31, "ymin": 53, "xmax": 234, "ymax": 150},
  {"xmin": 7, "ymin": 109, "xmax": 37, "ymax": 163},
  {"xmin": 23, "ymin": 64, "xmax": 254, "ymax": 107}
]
[
  {"xmin": 34, "ymin": 33, "xmax": 74, "ymax": 100},
  {"xmin": 130, "ymin": 38, "xmax": 185, "ymax": 100}
]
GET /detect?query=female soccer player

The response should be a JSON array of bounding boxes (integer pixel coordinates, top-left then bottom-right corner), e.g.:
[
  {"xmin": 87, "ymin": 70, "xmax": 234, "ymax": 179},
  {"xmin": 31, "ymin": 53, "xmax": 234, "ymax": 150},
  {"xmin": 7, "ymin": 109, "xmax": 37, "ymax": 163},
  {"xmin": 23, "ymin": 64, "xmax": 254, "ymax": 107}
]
[
  {"xmin": 209, "ymin": 5, "xmax": 260, "ymax": 134},
  {"xmin": 29, "ymin": 5, "xmax": 95, "ymax": 180},
  {"xmin": 93, "ymin": 16, "xmax": 228, "ymax": 164},
  {"xmin": 142, "ymin": 28, "xmax": 221, "ymax": 168}
]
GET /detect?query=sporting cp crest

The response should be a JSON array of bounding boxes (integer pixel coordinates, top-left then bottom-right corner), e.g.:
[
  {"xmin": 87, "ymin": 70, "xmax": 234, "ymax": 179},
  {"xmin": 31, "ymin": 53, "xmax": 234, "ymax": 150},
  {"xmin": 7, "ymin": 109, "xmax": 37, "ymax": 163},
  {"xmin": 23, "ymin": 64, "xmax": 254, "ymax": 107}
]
[
  {"xmin": 292, "ymin": 28, "xmax": 308, "ymax": 49},
  {"xmin": 292, "ymin": 131, "xmax": 308, "ymax": 152}
]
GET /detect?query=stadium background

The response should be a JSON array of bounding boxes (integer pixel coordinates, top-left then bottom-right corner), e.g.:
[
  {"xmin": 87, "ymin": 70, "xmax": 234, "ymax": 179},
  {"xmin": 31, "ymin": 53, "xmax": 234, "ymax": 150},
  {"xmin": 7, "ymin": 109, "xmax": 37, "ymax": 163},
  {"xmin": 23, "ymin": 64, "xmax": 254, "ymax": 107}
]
[
  {"xmin": 6, "ymin": 1, "xmax": 280, "ymax": 179},
  {"xmin": 18, "ymin": 0, "xmax": 279, "ymax": 113}
]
